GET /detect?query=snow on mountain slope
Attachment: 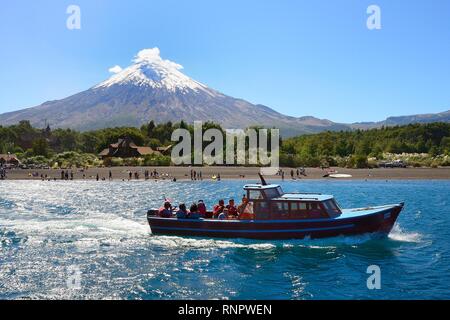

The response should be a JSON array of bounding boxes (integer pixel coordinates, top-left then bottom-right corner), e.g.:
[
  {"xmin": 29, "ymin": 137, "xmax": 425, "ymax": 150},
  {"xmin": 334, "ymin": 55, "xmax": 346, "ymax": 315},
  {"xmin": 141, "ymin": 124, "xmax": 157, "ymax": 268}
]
[
  {"xmin": 0, "ymin": 48, "xmax": 350, "ymax": 136},
  {"xmin": 94, "ymin": 48, "xmax": 218, "ymax": 97}
]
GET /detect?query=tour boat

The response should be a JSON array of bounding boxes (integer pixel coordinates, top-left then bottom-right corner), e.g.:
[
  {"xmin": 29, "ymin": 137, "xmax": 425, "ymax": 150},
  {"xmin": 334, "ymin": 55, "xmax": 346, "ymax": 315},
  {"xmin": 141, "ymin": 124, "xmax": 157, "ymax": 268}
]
[{"xmin": 147, "ymin": 176, "xmax": 404, "ymax": 240}]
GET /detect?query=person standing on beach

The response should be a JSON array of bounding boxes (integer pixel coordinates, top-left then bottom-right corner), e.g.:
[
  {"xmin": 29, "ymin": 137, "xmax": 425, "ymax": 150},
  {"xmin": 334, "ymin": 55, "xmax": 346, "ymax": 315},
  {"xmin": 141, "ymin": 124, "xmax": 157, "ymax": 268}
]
[
  {"xmin": 96, "ymin": 173, "xmax": 99, "ymax": 181},
  {"xmin": 61, "ymin": 170, "xmax": 64, "ymax": 180},
  {"xmin": 109, "ymin": 170, "xmax": 112, "ymax": 181}
]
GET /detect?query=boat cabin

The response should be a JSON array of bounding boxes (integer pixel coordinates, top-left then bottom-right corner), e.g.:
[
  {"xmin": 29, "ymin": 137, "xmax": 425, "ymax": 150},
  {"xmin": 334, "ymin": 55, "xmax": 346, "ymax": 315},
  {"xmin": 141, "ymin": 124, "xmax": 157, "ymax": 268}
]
[{"xmin": 243, "ymin": 184, "xmax": 342, "ymax": 220}]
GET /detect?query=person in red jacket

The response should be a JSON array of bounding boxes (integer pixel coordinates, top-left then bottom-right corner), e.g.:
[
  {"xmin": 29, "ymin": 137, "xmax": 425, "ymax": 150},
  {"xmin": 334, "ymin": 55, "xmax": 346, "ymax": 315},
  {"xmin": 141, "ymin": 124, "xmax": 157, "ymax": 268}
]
[
  {"xmin": 213, "ymin": 199, "xmax": 225, "ymax": 218},
  {"xmin": 197, "ymin": 200, "xmax": 208, "ymax": 218},
  {"xmin": 226, "ymin": 199, "xmax": 238, "ymax": 219},
  {"xmin": 158, "ymin": 201, "xmax": 173, "ymax": 218}
]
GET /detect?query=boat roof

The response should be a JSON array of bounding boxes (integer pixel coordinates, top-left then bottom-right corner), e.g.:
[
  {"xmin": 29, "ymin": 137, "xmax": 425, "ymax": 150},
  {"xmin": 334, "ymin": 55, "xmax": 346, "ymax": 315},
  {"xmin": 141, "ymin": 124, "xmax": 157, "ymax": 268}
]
[
  {"xmin": 244, "ymin": 184, "xmax": 334, "ymax": 202},
  {"xmin": 243, "ymin": 184, "xmax": 281, "ymax": 190},
  {"xmin": 277, "ymin": 193, "xmax": 334, "ymax": 202}
]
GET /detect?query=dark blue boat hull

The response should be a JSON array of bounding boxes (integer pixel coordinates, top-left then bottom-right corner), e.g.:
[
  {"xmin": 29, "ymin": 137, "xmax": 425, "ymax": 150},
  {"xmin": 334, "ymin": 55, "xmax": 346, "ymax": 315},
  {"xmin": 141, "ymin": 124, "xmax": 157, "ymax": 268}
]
[{"xmin": 147, "ymin": 204, "xmax": 403, "ymax": 240}]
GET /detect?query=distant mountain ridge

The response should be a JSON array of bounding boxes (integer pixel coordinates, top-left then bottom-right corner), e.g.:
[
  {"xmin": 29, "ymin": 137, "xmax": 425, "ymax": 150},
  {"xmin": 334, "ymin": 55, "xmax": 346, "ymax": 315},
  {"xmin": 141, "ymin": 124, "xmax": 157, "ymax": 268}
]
[
  {"xmin": 351, "ymin": 110, "xmax": 450, "ymax": 129},
  {"xmin": 0, "ymin": 48, "xmax": 448, "ymax": 136}
]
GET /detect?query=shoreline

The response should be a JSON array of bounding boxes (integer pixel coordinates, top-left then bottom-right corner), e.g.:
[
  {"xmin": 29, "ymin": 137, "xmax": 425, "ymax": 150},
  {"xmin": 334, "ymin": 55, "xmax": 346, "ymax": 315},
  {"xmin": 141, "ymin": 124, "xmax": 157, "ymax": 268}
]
[{"xmin": 2, "ymin": 166, "xmax": 450, "ymax": 181}]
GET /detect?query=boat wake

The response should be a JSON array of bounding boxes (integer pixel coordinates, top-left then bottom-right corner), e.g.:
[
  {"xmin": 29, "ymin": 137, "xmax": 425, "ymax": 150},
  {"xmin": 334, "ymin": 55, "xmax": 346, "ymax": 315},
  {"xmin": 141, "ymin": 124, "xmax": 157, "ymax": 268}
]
[{"xmin": 146, "ymin": 223, "xmax": 423, "ymax": 252}]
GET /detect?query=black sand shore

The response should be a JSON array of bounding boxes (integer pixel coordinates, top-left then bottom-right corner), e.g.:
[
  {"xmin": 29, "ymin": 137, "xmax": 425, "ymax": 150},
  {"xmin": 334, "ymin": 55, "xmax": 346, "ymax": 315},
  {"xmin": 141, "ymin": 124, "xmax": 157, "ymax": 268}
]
[{"xmin": 2, "ymin": 166, "xmax": 450, "ymax": 181}]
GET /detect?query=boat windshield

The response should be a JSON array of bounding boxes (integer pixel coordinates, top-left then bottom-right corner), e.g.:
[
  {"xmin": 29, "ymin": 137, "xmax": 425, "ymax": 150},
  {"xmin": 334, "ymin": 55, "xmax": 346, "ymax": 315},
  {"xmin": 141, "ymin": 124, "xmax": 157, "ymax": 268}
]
[
  {"xmin": 322, "ymin": 199, "xmax": 341, "ymax": 218},
  {"xmin": 264, "ymin": 187, "xmax": 283, "ymax": 199}
]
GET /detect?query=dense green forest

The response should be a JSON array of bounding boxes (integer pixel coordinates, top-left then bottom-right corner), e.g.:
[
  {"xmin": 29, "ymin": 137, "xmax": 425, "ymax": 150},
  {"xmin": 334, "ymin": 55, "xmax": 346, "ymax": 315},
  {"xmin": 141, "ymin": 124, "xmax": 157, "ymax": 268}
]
[
  {"xmin": 0, "ymin": 120, "xmax": 222, "ymax": 167},
  {"xmin": 0, "ymin": 120, "xmax": 449, "ymax": 168},
  {"xmin": 281, "ymin": 122, "xmax": 450, "ymax": 168}
]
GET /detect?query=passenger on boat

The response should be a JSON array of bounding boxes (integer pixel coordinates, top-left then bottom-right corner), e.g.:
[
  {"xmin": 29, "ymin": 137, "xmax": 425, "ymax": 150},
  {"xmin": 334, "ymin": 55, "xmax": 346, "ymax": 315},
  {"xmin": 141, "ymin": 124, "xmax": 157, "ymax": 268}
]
[
  {"xmin": 237, "ymin": 196, "xmax": 255, "ymax": 220},
  {"xmin": 158, "ymin": 201, "xmax": 173, "ymax": 218},
  {"xmin": 189, "ymin": 203, "xmax": 201, "ymax": 219},
  {"xmin": 176, "ymin": 203, "xmax": 189, "ymax": 219},
  {"xmin": 226, "ymin": 199, "xmax": 238, "ymax": 219},
  {"xmin": 213, "ymin": 199, "xmax": 225, "ymax": 218},
  {"xmin": 197, "ymin": 200, "xmax": 207, "ymax": 218}
]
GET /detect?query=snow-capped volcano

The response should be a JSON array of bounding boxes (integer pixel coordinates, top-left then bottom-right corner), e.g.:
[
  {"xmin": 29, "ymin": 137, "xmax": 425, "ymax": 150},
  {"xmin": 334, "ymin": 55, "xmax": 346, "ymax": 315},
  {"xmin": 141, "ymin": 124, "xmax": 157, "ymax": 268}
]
[
  {"xmin": 0, "ymin": 48, "xmax": 350, "ymax": 136},
  {"xmin": 95, "ymin": 48, "xmax": 218, "ymax": 97}
]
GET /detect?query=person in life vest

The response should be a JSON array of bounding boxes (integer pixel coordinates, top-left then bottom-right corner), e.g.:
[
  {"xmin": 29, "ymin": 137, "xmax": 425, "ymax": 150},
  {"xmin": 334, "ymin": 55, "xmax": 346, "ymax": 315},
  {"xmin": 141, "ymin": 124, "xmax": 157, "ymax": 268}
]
[
  {"xmin": 158, "ymin": 201, "xmax": 173, "ymax": 218},
  {"xmin": 238, "ymin": 196, "xmax": 255, "ymax": 220},
  {"xmin": 197, "ymin": 200, "xmax": 208, "ymax": 218},
  {"xmin": 226, "ymin": 199, "xmax": 238, "ymax": 219},
  {"xmin": 213, "ymin": 199, "xmax": 225, "ymax": 218}
]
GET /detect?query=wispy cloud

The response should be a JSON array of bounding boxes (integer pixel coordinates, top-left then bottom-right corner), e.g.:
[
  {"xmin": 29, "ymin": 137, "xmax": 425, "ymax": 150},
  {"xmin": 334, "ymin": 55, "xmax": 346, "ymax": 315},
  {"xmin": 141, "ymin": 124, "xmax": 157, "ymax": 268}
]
[{"xmin": 108, "ymin": 65, "xmax": 123, "ymax": 74}]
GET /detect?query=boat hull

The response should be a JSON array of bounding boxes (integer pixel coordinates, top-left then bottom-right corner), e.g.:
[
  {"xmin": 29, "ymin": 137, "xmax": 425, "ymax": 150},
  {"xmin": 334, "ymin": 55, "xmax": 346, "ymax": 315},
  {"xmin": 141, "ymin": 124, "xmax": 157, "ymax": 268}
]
[{"xmin": 147, "ymin": 204, "xmax": 403, "ymax": 240}]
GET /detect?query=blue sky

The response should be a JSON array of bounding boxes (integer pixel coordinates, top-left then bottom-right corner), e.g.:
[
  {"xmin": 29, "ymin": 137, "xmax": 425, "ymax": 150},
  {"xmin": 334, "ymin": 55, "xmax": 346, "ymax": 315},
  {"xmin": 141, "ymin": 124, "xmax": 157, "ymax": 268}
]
[{"xmin": 0, "ymin": 0, "xmax": 449, "ymax": 123}]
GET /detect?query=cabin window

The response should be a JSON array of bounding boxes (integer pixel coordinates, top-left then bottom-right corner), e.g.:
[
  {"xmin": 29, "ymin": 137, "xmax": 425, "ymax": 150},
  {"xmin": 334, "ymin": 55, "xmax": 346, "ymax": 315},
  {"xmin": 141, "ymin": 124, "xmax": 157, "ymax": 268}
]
[
  {"xmin": 255, "ymin": 201, "xmax": 270, "ymax": 219},
  {"xmin": 308, "ymin": 202, "xmax": 327, "ymax": 218},
  {"xmin": 290, "ymin": 202, "xmax": 308, "ymax": 218},
  {"xmin": 264, "ymin": 188, "xmax": 282, "ymax": 199},
  {"xmin": 248, "ymin": 190, "xmax": 264, "ymax": 200},
  {"xmin": 271, "ymin": 202, "xmax": 289, "ymax": 218}
]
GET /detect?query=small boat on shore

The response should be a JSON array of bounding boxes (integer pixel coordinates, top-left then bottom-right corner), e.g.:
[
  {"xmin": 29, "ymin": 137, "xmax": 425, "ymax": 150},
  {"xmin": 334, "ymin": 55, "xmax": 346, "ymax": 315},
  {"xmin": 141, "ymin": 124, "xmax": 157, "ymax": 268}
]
[
  {"xmin": 147, "ymin": 176, "xmax": 404, "ymax": 240},
  {"xmin": 329, "ymin": 173, "xmax": 353, "ymax": 179}
]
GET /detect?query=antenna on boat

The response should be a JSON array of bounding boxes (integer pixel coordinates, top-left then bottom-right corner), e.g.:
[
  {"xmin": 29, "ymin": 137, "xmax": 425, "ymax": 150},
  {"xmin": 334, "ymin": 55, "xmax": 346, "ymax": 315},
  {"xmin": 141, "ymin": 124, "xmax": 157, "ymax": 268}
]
[{"xmin": 258, "ymin": 173, "xmax": 268, "ymax": 186}]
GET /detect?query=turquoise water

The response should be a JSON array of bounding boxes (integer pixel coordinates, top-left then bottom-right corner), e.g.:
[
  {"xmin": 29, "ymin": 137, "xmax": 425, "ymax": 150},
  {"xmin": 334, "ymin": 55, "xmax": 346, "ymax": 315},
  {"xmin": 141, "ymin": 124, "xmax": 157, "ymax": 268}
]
[{"xmin": 0, "ymin": 179, "xmax": 449, "ymax": 299}]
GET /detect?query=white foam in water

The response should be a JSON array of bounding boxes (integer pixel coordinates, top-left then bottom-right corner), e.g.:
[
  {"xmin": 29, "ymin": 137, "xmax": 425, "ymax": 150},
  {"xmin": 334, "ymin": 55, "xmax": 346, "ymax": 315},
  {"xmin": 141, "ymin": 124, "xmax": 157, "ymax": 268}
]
[
  {"xmin": 388, "ymin": 224, "xmax": 422, "ymax": 243},
  {"xmin": 1, "ymin": 213, "xmax": 150, "ymax": 241},
  {"xmin": 147, "ymin": 235, "xmax": 276, "ymax": 251}
]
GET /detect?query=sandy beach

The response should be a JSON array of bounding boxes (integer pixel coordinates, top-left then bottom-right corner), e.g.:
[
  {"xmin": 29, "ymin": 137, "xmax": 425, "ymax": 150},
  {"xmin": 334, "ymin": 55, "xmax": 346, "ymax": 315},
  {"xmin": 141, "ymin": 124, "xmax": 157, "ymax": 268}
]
[{"xmin": 2, "ymin": 166, "xmax": 450, "ymax": 181}]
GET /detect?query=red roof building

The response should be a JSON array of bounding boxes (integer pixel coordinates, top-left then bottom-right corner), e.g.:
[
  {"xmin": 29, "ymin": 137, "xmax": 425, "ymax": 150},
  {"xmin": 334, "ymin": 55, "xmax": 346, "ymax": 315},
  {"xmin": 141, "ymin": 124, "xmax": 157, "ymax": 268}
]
[
  {"xmin": 99, "ymin": 137, "xmax": 161, "ymax": 159},
  {"xmin": 0, "ymin": 154, "xmax": 20, "ymax": 166}
]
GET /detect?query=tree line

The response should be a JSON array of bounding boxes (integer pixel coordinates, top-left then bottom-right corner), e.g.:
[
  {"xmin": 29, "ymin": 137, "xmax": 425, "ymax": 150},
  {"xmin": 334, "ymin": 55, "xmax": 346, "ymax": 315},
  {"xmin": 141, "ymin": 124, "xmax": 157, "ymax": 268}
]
[
  {"xmin": 0, "ymin": 120, "xmax": 449, "ymax": 167},
  {"xmin": 280, "ymin": 122, "xmax": 450, "ymax": 167}
]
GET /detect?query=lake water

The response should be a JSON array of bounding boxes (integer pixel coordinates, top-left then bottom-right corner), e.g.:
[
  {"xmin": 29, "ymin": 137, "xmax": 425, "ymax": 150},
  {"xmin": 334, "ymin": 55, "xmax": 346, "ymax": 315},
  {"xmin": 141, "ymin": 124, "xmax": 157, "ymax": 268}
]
[{"xmin": 1, "ymin": 179, "xmax": 449, "ymax": 299}]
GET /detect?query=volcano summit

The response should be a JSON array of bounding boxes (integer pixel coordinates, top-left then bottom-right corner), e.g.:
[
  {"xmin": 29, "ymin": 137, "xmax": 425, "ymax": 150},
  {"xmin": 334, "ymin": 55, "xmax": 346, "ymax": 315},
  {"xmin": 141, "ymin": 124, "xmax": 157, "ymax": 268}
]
[{"xmin": 0, "ymin": 48, "xmax": 349, "ymax": 136}]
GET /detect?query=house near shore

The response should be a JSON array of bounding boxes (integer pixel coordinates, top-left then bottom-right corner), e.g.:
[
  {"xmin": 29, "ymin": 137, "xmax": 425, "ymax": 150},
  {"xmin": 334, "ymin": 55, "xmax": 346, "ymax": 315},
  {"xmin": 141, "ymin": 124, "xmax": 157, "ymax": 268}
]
[
  {"xmin": 99, "ymin": 137, "xmax": 161, "ymax": 159},
  {"xmin": 156, "ymin": 145, "xmax": 173, "ymax": 155},
  {"xmin": 0, "ymin": 154, "xmax": 20, "ymax": 166}
]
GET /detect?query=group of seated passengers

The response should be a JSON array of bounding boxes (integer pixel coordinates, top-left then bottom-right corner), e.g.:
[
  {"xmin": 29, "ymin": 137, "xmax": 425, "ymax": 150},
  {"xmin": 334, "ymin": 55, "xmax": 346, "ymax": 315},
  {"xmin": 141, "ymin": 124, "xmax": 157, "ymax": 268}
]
[{"xmin": 158, "ymin": 196, "xmax": 255, "ymax": 220}]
